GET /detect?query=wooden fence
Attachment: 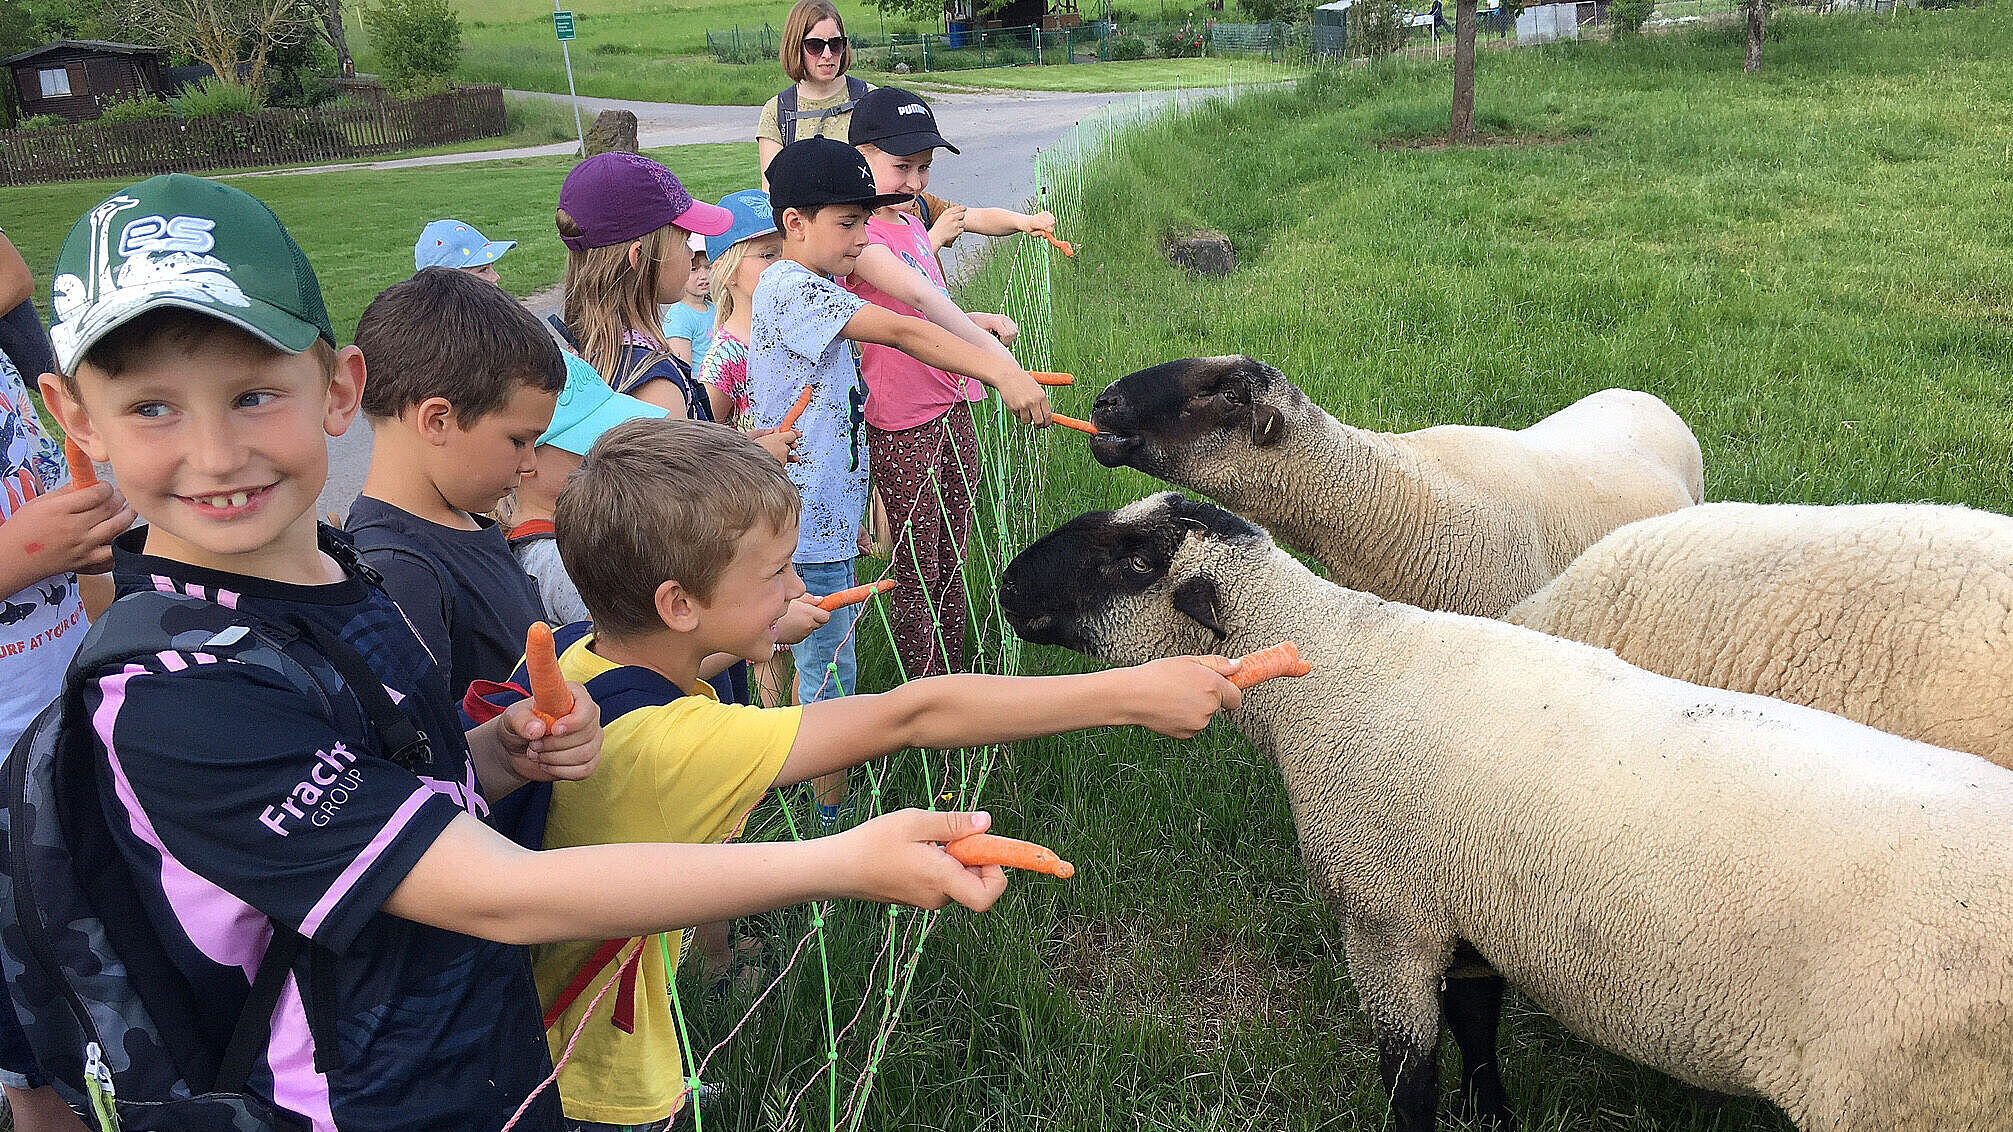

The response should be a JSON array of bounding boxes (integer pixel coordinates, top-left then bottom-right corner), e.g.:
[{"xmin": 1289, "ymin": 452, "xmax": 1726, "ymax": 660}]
[{"xmin": 0, "ymin": 84, "xmax": 509, "ymax": 186}]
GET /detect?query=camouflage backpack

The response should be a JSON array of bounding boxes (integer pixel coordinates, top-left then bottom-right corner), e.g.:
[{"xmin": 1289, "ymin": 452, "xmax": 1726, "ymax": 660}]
[{"xmin": 0, "ymin": 580, "xmax": 428, "ymax": 1131}]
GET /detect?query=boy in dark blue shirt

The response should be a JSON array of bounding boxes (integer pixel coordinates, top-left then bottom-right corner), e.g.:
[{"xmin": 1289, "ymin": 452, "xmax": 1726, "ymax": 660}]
[
  {"xmin": 344, "ymin": 267, "xmax": 559, "ymax": 696},
  {"xmin": 26, "ymin": 173, "xmax": 1013, "ymax": 1132}
]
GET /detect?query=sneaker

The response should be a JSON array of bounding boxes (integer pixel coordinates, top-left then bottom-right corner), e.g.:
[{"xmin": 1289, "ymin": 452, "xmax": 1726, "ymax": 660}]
[{"xmin": 817, "ymin": 802, "xmax": 841, "ymax": 828}]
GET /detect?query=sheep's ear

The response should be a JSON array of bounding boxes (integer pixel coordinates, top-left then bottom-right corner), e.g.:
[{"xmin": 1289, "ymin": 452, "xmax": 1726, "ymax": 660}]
[
  {"xmin": 1250, "ymin": 404, "xmax": 1286, "ymax": 448},
  {"xmin": 1172, "ymin": 576, "xmax": 1227, "ymax": 639}
]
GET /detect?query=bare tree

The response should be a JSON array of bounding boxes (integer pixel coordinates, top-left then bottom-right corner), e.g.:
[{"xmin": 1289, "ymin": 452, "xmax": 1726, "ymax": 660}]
[
  {"xmin": 315, "ymin": 0, "xmax": 354, "ymax": 77},
  {"xmin": 1743, "ymin": 0, "xmax": 1766, "ymax": 71},
  {"xmin": 115, "ymin": 0, "xmax": 319, "ymax": 97},
  {"xmin": 1449, "ymin": 0, "xmax": 1478, "ymax": 140}
]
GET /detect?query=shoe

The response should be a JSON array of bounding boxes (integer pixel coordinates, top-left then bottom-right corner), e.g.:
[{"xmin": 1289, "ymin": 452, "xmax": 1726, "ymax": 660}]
[{"xmin": 817, "ymin": 802, "xmax": 841, "ymax": 828}]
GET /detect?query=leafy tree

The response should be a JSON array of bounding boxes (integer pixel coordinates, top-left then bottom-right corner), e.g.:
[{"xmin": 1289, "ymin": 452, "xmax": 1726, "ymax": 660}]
[
  {"xmin": 1608, "ymin": 0, "xmax": 1651, "ymax": 35},
  {"xmin": 363, "ymin": 0, "xmax": 460, "ymax": 96},
  {"xmin": 110, "ymin": 0, "xmax": 320, "ymax": 99},
  {"xmin": 1348, "ymin": 0, "xmax": 1406, "ymax": 57}
]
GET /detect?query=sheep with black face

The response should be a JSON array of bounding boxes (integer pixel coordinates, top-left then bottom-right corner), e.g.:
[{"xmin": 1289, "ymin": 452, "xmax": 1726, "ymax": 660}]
[
  {"xmin": 1000, "ymin": 492, "xmax": 2013, "ymax": 1132},
  {"xmin": 1087, "ymin": 356, "xmax": 1704, "ymax": 617}
]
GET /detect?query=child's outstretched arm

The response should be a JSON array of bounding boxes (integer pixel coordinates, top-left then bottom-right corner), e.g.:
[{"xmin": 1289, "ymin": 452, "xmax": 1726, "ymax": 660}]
[
  {"xmin": 960, "ymin": 207, "xmax": 1057, "ymax": 238},
  {"xmin": 844, "ymin": 303, "xmax": 1052, "ymax": 427},
  {"xmin": 382, "ymin": 807, "xmax": 1007, "ymax": 944},
  {"xmin": 776, "ymin": 656, "xmax": 1243, "ymax": 787},
  {"xmin": 850, "ymin": 244, "xmax": 1015, "ymax": 365}
]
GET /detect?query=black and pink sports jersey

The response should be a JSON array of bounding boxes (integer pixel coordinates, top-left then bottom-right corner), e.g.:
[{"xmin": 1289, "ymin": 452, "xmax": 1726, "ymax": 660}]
[{"xmin": 85, "ymin": 527, "xmax": 562, "ymax": 1132}]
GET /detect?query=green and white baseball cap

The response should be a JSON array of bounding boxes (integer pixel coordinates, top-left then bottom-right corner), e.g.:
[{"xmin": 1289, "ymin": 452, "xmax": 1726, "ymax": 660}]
[{"xmin": 49, "ymin": 173, "xmax": 336, "ymax": 375}]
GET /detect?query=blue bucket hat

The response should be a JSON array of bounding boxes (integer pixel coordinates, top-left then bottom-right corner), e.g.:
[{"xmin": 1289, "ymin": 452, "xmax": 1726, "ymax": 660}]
[
  {"xmin": 415, "ymin": 218, "xmax": 515, "ymax": 271},
  {"xmin": 539, "ymin": 352, "xmax": 669, "ymax": 456},
  {"xmin": 705, "ymin": 190, "xmax": 779, "ymax": 261}
]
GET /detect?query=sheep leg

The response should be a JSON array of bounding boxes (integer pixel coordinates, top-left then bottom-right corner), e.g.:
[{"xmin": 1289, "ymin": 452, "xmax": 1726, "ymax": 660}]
[
  {"xmin": 1442, "ymin": 973, "xmax": 1517, "ymax": 1130},
  {"xmin": 1350, "ymin": 930, "xmax": 1447, "ymax": 1132}
]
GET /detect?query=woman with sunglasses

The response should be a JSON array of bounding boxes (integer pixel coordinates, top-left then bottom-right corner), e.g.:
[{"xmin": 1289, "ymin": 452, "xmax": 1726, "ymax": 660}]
[{"xmin": 757, "ymin": 0, "xmax": 874, "ymax": 187}]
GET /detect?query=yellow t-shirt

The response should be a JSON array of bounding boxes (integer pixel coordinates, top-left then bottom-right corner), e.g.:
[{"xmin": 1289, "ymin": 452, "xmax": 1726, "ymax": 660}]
[
  {"xmin": 531, "ymin": 633, "xmax": 801, "ymax": 1125},
  {"xmin": 756, "ymin": 82, "xmax": 874, "ymax": 146}
]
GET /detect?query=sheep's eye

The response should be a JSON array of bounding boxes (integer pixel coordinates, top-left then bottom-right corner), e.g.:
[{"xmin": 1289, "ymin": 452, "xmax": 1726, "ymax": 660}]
[{"xmin": 1125, "ymin": 554, "xmax": 1154, "ymax": 574}]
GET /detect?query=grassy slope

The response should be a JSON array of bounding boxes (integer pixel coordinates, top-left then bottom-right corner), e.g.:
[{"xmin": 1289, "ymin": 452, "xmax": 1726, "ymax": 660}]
[
  {"xmin": 0, "ymin": 142, "xmax": 757, "ymax": 344},
  {"xmin": 686, "ymin": 7, "xmax": 2011, "ymax": 1131},
  {"xmin": 350, "ymin": 0, "xmax": 1308, "ymax": 103}
]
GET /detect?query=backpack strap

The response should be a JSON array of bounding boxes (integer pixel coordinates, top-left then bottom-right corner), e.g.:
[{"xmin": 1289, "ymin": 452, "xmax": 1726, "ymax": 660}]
[
  {"xmin": 776, "ymin": 76, "xmax": 869, "ymax": 146},
  {"xmin": 507, "ymin": 518, "xmax": 558, "ymax": 550}
]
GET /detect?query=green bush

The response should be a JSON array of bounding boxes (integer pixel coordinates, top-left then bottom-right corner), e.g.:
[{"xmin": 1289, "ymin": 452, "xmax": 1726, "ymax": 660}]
[
  {"xmin": 95, "ymin": 93, "xmax": 173, "ymax": 123},
  {"xmin": 169, "ymin": 77, "xmax": 260, "ymax": 119},
  {"xmin": 16, "ymin": 112, "xmax": 63, "ymax": 130},
  {"xmin": 1348, "ymin": 0, "xmax": 1406, "ymax": 56},
  {"xmin": 365, "ymin": 0, "xmax": 462, "ymax": 96},
  {"xmin": 1155, "ymin": 20, "xmax": 1207, "ymax": 56},
  {"xmin": 1607, "ymin": 0, "xmax": 1653, "ymax": 33},
  {"xmin": 1101, "ymin": 28, "xmax": 1149, "ymax": 58}
]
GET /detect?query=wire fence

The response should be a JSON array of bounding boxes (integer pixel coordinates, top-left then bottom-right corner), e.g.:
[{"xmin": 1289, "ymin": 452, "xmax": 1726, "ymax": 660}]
[{"xmin": 708, "ymin": 19, "xmax": 1318, "ymax": 69}]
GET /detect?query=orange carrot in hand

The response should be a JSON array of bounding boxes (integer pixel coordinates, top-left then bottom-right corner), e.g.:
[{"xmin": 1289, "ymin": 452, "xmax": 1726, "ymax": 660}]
[
  {"xmin": 779, "ymin": 384, "xmax": 815, "ymax": 432},
  {"xmin": 946, "ymin": 833, "xmax": 1075, "ymax": 879},
  {"xmin": 1048, "ymin": 413, "xmax": 1099, "ymax": 435},
  {"xmin": 63, "ymin": 436, "xmax": 98, "ymax": 490},
  {"xmin": 1036, "ymin": 231, "xmax": 1076, "ymax": 257},
  {"xmin": 525, "ymin": 621, "xmax": 575, "ymax": 730},
  {"xmin": 1030, "ymin": 371, "xmax": 1074, "ymax": 386},
  {"xmin": 813, "ymin": 577, "xmax": 897, "ymax": 612},
  {"xmin": 1197, "ymin": 641, "xmax": 1311, "ymax": 691}
]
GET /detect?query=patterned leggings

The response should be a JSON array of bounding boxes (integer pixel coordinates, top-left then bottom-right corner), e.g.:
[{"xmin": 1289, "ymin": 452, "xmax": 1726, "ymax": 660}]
[{"xmin": 867, "ymin": 404, "xmax": 976, "ymax": 678}]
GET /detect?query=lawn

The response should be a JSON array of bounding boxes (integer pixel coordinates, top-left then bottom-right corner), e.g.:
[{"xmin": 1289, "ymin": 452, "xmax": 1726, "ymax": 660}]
[
  {"xmin": 897, "ymin": 56, "xmax": 1309, "ymax": 92},
  {"xmin": 1, "ymin": 142, "xmax": 759, "ymax": 344},
  {"xmin": 670, "ymin": 6, "xmax": 2012, "ymax": 1130}
]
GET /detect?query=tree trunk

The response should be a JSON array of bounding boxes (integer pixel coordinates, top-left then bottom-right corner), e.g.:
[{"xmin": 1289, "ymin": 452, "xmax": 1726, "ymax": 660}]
[
  {"xmin": 321, "ymin": 0, "xmax": 355, "ymax": 78},
  {"xmin": 1744, "ymin": 0, "xmax": 1765, "ymax": 71},
  {"xmin": 1450, "ymin": 0, "xmax": 1478, "ymax": 141}
]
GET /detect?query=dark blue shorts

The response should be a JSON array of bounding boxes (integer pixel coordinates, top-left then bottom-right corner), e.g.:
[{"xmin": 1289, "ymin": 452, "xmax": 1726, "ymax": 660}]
[{"xmin": 0, "ymin": 996, "xmax": 47, "ymax": 1090}]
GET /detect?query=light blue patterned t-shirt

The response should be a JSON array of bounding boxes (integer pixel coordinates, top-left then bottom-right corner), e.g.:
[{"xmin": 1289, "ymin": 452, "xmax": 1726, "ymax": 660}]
[
  {"xmin": 660, "ymin": 300, "xmax": 714, "ymax": 374},
  {"xmin": 747, "ymin": 260, "xmax": 869, "ymax": 564}
]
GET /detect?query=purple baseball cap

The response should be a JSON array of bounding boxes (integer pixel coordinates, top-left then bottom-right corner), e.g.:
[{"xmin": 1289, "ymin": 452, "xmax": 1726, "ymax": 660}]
[{"xmin": 557, "ymin": 153, "xmax": 734, "ymax": 251}]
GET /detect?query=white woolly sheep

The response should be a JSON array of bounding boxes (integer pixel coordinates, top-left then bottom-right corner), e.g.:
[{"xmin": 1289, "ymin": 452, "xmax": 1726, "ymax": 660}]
[
  {"xmin": 1506, "ymin": 500, "xmax": 2013, "ymax": 769},
  {"xmin": 1000, "ymin": 492, "xmax": 2013, "ymax": 1132},
  {"xmin": 1086, "ymin": 356, "xmax": 1704, "ymax": 617}
]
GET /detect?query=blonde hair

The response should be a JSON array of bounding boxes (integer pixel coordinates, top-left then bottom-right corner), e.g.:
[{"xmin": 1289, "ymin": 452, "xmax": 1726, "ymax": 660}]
[
  {"xmin": 780, "ymin": 0, "xmax": 851, "ymax": 83},
  {"xmin": 708, "ymin": 239, "xmax": 754, "ymax": 332},
  {"xmin": 557, "ymin": 210, "xmax": 681, "ymax": 389},
  {"xmin": 557, "ymin": 418, "xmax": 801, "ymax": 636}
]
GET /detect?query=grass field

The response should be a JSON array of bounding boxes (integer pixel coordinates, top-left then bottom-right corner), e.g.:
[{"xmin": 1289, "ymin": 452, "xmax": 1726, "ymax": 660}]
[
  {"xmin": 349, "ymin": 0, "xmax": 1310, "ymax": 103},
  {"xmin": 670, "ymin": 5, "xmax": 2012, "ymax": 1130},
  {"xmin": 0, "ymin": 142, "xmax": 757, "ymax": 344}
]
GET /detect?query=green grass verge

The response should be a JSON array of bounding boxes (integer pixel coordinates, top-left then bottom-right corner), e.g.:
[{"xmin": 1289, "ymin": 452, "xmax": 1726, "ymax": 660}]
[
  {"xmin": 892, "ymin": 57, "xmax": 1310, "ymax": 92},
  {"xmin": 0, "ymin": 142, "xmax": 757, "ymax": 344},
  {"xmin": 679, "ymin": 6, "xmax": 2011, "ymax": 1130}
]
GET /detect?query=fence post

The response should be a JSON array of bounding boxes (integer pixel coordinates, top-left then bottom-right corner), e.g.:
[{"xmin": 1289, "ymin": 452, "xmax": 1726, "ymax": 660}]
[{"xmin": 923, "ymin": 31, "xmax": 931, "ymax": 70}]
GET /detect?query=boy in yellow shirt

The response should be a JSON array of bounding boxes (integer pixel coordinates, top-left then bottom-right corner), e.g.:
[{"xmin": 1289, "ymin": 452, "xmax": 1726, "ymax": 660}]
[{"xmin": 529, "ymin": 417, "xmax": 1244, "ymax": 1129}]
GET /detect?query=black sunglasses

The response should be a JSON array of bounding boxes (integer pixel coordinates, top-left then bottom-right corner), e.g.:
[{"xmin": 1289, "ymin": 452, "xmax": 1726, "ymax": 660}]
[{"xmin": 801, "ymin": 35, "xmax": 848, "ymax": 55}]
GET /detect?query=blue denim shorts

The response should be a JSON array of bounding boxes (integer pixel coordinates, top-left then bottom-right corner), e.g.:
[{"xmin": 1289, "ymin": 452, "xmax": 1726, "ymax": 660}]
[{"xmin": 792, "ymin": 559, "xmax": 859, "ymax": 704}]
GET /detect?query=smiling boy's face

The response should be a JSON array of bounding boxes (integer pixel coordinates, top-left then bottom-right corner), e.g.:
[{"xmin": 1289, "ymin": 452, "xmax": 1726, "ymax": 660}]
[
  {"xmin": 788, "ymin": 204, "xmax": 872, "ymax": 277},
  {"xmin": 49, "ymin": 325, "xmax": 361, "ymax": 584}
]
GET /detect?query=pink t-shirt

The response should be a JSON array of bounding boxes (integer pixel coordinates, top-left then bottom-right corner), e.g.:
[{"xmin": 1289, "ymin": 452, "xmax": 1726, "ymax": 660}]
[{"xmin": 843, "ymin": 211, "xmax": 983, "ymax": 432}]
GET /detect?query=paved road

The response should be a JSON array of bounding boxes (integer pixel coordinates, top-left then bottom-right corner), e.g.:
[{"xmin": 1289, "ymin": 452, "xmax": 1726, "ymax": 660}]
[{"xmin": 316, "ymin": 84, "xmax": 1199, "ymax": 519}]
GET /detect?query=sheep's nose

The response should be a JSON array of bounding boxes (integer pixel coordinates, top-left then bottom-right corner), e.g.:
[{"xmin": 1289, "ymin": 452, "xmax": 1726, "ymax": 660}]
[{"xmin": 1091, "ymin": 386, "xmax": 1127, "ymax": 421}]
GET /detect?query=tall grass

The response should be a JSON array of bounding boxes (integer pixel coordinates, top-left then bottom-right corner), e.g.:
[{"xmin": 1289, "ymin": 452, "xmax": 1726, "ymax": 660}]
[{"xmin": 681, "ymin": 6, "xmax": 2009, "ymax": 1130}]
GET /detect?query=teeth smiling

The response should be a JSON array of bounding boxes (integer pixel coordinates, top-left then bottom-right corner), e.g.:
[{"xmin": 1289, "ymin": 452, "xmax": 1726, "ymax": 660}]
[{"xmin": 199, "ymin": 492, "xmax": 251, "ymax": 509}]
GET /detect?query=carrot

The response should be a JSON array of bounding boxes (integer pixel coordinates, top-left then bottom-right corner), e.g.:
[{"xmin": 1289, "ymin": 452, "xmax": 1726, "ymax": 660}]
[
  {"xmin": 63, "ymin": 436, "xmax": 98, "ymax": 491},
  {"xmin": 1048, "ymin": 412, "xmax": 1099, "ymax": 436},
  {"xmin": 1196, "ymin": 640, "xmax": 1312, "ymax": 691},
  {"xmin": 524, "ymin": 621, "xmax": 575, "ymax": 730},
  {"xmin": 778, "ymin": 384, "xmax": 815, "ymax": 432},
  {"xmin": 1036, "ymin": 230, "xmax": 1076, "ymax": 258},
  {"xmin": 813, "ymin": 577, "xmax": 897, "ymax": 612},
  {"xmin": 945, "ymin": 833, "xmax": 1075, "ymax": 879},
  {"xmin": 1030, "ymin": 371, "xmax": 1074, "ymax": 387}
]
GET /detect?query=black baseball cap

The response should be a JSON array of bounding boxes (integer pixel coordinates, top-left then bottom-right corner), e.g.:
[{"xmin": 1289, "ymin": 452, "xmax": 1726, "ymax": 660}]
[
  {"xmin": 848, "ymin": 87, "xmax": 961, "ymax": 156},
  {"xmin": 766, "ymin": 137, "xmax": 913, "ymax": 213}
]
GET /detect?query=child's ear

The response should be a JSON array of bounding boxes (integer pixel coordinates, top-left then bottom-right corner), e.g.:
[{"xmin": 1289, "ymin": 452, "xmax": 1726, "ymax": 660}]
[
  {"xmin": 415, "ymin": 396, "xmax": 457, "ymax": 444},
  {"xmin": 653, "ymin": 577, "xmax": 700, "ymax": 632},
  {"xmin": 627, "ymin": 240, "xmax": 644, "ymax": 273},
  {"xmin": 37, "ymin": 373, "xmax": 102, "ymax": 461},
  {"xmin": 325, "ymin": 346, "xmax": 366, "ymax": 439}
]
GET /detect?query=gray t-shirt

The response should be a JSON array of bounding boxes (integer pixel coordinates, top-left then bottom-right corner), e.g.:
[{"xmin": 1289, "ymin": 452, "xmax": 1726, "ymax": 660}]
[
  {"xmin": 747, "ymin": 259, "xmax": 870, "ymax": 564},
  {"xmin": 512, "ymin": 535, "xmax": 590, "ymax": 626}
]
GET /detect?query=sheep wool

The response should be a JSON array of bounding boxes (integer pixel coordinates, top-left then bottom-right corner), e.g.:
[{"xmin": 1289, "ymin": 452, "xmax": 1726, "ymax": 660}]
[
  {"xmin": 1507, "ymin": 500, "xmax": 2013, "ymax": 769},
  {"xmin": 1086, "ymin": 355, "xmax": 1705, "ymax": 617},
  {"xmin": 1002, "ymin": 492, "xmax": 2013, "ymax": 1132}
]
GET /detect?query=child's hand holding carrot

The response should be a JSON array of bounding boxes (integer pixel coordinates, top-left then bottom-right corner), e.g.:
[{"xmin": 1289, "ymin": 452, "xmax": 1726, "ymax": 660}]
[
  {"xmin": 1107, "ymin": 655, "xmax": 1243, "ymax": 738},
  {"xmin": 830, "ymin": 808, "xmax": 1010, "ymax": 913},
  {"xmin": 777, "ymin": 596, "xmax": 832, "ymax": 648},
  {"xmin": 982, "ymin": 358, "xmax": 1051, "ymax": 428},
  {"xmin": 492, "ymin": 623, "xmax": 604, "ymax": 783}
]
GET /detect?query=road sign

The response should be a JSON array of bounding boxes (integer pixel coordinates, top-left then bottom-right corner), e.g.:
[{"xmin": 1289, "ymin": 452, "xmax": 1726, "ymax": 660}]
[{"xmin": 554, "ymin": 10, "xmax": 576, "ymax": 39}]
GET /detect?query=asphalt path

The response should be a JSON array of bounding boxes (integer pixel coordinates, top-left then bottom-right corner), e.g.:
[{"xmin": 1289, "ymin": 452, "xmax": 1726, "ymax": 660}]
[{"xmin": 314, "ymin": 84, "xmax": 1199, "ymax": 519}]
